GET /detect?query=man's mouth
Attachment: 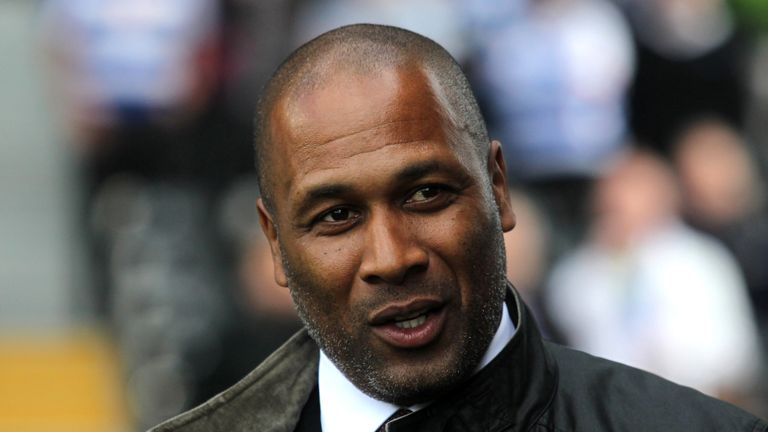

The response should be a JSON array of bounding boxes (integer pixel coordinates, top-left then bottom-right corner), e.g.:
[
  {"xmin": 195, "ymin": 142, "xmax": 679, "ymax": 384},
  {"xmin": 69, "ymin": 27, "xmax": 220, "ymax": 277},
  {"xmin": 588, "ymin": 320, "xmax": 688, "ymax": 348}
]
[
  {"xmin": 369, "ymin": 299, "xmax": 442, "ymax": 325},
  {"xmin": 369, "ymin": 300, "xmax": 447, "ymax": 348}
]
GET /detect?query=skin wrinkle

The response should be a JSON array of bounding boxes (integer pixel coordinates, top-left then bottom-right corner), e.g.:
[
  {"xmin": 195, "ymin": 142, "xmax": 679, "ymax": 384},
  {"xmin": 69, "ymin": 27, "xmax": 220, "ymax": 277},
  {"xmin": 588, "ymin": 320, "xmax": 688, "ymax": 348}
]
[
  {"xmin": 301, "ymin": 118, "xmax": 434, "ymax": 150},
  {"xmin": 298, "ymin": 140, "xmax": 436, "ymax": 180},
  {"xmin": 294, "ymin": 138, "xmax": 436, "ymax": 177}
]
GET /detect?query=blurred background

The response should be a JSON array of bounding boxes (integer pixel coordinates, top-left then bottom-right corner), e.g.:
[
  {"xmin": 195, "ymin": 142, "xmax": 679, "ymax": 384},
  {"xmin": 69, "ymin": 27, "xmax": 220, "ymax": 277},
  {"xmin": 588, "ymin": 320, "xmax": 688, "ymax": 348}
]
[{"xmin": 2, "ymin": 0, "xmax": 768, "ymax": 429}]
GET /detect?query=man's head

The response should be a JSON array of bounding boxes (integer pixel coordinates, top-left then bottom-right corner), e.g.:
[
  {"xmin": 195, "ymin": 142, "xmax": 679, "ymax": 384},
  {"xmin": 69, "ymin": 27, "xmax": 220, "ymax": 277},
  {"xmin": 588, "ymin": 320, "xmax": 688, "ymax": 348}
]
[
  {"xmin": 255, "ymin": 24, "xmax": 515, "ymax": 405},
  {"xmin": 591, "ymin": 149, "xmax": 681, "ymax": 249}
]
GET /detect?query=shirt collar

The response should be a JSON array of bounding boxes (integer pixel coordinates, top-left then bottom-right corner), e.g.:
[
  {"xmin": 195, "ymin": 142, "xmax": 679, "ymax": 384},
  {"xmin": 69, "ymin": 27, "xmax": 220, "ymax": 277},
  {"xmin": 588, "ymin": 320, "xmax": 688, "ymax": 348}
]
[{"xmin": 319, "ymin": 302, "xmax": 516, "ymax": 432}]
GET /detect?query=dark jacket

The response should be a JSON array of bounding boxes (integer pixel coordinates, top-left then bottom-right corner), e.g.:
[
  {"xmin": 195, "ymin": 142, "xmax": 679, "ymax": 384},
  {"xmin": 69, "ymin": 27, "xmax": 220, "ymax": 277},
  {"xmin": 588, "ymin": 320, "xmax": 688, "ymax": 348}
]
[{"xmin": 149, "ymin": 291, "xmax": 767, "ymax": 431}]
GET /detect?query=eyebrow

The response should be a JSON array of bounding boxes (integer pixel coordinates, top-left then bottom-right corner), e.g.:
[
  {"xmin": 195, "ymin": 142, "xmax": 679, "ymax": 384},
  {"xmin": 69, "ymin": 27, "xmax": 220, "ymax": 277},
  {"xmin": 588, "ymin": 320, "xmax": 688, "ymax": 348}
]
[
  {"xmin": 293, "ymin": 160, "xmax": 455, "ymax": 218},
  {"xmin": 395, "ymin": 160, "xmax": 445, "ymax": 184},
  {"xmin": 294, "ymin": 183, "xmax": 355, "ymax": 218}
]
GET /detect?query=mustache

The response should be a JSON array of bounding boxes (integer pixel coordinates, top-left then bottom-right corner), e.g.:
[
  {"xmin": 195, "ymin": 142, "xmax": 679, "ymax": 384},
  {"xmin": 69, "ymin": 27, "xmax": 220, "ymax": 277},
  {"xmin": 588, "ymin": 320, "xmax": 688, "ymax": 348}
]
[{"xmin": 352, "ymin": 278, "xmax": 454, "ymax": 310}]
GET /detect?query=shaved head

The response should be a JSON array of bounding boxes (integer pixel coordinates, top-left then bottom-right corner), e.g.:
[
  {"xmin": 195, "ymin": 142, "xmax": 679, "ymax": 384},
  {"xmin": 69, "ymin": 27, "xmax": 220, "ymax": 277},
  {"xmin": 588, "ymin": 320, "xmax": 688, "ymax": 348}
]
[{"xmin": 254, "ymin": 24, "xmax": 489, "ymax": 211}]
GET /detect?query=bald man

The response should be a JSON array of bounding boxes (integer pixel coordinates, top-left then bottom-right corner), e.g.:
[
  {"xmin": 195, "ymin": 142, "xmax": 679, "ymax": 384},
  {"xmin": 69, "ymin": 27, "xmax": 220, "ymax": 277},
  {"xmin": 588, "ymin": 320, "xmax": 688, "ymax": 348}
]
[{"xmin": 149, "ymin": 25, "xmax": 766, "ymax": 432}]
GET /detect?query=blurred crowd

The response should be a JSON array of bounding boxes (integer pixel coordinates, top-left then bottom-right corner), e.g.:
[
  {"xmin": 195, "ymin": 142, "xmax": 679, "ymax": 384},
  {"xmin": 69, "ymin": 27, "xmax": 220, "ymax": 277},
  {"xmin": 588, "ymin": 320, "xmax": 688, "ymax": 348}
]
[{"xmin": 20, "ymin": 0, "xmax": 768, "ymax": 428}]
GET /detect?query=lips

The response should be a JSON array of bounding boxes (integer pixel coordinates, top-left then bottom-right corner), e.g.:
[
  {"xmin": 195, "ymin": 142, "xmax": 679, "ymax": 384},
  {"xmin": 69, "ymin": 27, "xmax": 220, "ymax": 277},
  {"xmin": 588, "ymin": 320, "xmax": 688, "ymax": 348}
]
[{"xmin": 369, "ymin": 299, "xmax": 446, "ymax": 349}]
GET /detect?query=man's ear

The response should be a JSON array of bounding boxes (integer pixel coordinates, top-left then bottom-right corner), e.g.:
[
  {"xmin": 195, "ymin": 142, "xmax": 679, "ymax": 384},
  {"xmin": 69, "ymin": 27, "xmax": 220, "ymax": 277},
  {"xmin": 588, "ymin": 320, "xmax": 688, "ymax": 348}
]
[
  {"xmin": 488, "ymin": 140, "xmax": 516, "ymax": 232},
  {"xmin": 257, "ymin": 198, "xmax": 288, "ymax": 287}
]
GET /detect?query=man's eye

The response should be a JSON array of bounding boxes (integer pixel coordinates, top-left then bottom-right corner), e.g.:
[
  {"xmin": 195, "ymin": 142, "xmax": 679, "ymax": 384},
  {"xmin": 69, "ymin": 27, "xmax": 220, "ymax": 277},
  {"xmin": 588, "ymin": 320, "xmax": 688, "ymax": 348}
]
[
  {"xmin": 408, "ymin": 186, "xmax": 442, "ymax": 203},
  {"xmin": 320, "ymin": 207, "xmax": 354, "ymax": 222}
]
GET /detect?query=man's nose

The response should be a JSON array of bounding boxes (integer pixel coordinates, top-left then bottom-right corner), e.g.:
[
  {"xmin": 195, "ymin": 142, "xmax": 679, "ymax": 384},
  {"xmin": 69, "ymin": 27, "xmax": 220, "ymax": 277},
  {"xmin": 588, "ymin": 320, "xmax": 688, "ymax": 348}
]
[{"xmin": 358, "ymin": 212, "xmax": 429, "ymax": 285}]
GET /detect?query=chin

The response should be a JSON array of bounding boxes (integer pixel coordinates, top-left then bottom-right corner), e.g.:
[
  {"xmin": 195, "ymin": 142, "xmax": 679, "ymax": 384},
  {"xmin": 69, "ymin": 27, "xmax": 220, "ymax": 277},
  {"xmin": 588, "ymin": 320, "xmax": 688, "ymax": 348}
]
[
  {"xmin": 366, "ymin": 370, "xmax": 466, "ymax": 406},
  {"xmin": 361, "ymin": 342, "xmax": 486, "ymax": 406}
]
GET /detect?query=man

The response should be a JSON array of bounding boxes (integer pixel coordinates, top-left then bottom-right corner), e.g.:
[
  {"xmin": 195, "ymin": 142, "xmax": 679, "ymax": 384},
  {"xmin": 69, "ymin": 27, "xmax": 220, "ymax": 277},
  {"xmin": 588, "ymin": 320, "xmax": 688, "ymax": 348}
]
[{"xmin": 150, "ymin": 24, "xmax": 767, "ymax": 431}]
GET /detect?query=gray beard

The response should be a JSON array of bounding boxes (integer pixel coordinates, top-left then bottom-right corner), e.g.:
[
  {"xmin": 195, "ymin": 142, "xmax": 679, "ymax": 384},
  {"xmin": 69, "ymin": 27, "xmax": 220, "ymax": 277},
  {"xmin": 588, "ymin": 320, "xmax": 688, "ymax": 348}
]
[{"xmin": 281, "ymin": 211, "xmax": 508, "ymax": 405}]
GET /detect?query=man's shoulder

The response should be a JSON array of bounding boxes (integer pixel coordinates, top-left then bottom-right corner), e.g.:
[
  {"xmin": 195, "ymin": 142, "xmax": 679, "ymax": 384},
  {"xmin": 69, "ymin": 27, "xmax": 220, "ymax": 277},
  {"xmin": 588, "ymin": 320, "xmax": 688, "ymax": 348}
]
[
  {"xmin": 542, "ymin": 341, "xmax": 767, "ymax": 431},
  {"xmin": 147, "ymin": 329, "xmax": 318, "ymax": 432}
]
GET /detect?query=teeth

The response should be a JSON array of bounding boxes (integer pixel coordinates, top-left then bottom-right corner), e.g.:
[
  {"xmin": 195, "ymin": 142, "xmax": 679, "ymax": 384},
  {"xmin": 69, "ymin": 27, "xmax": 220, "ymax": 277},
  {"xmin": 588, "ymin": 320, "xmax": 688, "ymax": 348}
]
[{"xmin": 394, "ymin": 314, "xmax": 427, "ymax": 329}]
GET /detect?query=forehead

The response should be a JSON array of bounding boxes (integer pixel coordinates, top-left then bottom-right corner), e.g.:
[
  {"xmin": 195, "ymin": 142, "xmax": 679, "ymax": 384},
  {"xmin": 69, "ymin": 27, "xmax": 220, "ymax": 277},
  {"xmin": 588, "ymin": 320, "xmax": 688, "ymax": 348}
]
[
  {"xmin": 275, "ymin": 65, "xmax": 446, "ymax": 161},
  {"xmin": 267, "ymin": 65, "xmax": 477, "ymax": 209}
]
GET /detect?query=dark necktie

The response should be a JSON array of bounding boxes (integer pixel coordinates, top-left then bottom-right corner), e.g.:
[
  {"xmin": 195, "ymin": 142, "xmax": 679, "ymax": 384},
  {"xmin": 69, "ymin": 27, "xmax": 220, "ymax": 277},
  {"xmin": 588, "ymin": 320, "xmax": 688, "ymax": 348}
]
[{"xmin": 375, "ymin": 408, "xmax": 412, "ymax": 432}]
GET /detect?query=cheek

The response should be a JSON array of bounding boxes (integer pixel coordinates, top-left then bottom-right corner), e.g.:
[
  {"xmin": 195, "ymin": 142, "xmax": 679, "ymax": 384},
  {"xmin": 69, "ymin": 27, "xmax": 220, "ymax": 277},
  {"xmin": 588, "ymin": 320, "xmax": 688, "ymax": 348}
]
[
  {"xmin": 286, "ymin": 237, "xmax": 362, "ymax": 300},
  {"xmin": 416, "ymin": 204, "xmax": 491, "ymax": 263},
  {"xmin": 419, "ymin": 204, "xmax": 503, "ymax": 296}
]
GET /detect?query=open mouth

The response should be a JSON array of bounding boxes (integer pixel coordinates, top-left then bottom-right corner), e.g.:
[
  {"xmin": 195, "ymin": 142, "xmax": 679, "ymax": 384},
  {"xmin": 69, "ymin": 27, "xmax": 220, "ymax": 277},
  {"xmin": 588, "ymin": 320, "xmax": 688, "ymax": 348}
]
[
  {"xmin": 370, "ymin": 301, "xmax": 447, "ymax": 348},
  {"xmin": 369, "ymin": 299, "xmax": 444, "ymax": 326},
  {"xmin": 387, "ymin": 305, "xmax": 443, "ymax": 329}
]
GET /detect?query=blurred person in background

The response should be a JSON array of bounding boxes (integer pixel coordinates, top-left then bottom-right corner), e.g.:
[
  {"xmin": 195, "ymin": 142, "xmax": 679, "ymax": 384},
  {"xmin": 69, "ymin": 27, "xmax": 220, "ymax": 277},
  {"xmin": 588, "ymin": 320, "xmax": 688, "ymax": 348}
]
[
  {"xmin": 463, "ymin": 0, "xmax": 635, "ymax": 254},
  {"xmin": 39, "ymin": 0, "xmax": 221, "ymax": 168},
  {"xmin": 545, "ymin": 149, "xmax": 764, "ymax": 413},
  {"xmin": 621, "ymin": 0, "xmax": 749, "ymax": 155},
  {"xmin": 39, "ymin": 0, "xmax": 230, "ymax": 317},
  {"xmin": 37, "ymin": 0, "xmax": 275, "ymax": 206},
  {"xmin": 673, "ymin": 118, "xmax": 768, "ymax": 353}
]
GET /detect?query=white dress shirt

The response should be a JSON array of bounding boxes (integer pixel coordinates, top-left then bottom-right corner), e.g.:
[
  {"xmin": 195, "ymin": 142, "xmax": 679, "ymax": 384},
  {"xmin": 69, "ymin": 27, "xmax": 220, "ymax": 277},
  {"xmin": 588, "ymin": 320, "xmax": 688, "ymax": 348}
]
[{"xmin": 319, "ymin": 303, "xmax": 516, "ymax": 432}]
